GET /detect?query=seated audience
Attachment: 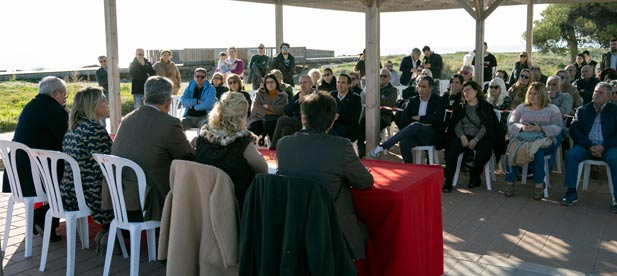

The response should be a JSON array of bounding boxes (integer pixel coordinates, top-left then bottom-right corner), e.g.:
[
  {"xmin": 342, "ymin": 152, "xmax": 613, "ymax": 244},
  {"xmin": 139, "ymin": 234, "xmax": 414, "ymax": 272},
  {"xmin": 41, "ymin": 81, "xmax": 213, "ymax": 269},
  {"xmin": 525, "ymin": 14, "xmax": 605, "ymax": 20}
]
[
  {"xmin": 356, "ymin": 68, "xmax": 398, "ymax": 157},
  {"xmin": 2, "ymin": 76, "xmax": 68, "ymax": 241},
  {"xmin": 276, "ymin": 91, "xmax": 374, "ymax": 260},
  {"xmin": 317, "ymin": 67, "xmax": 337, "ymax": 93},
  {"xmin": 504, "ymin": 82, "xmax": 563, "ymax": 199},
  {"xmin": 599, "ymin": 68, "xmax": 617, "ymax": 82},
  {"xmin": 546, "ymin": 75, "xmax": 573, "ymax": 116},
  {"xmin": 442, "ymin": 74, "xmax": 464, "ymax": 109},
  {"xmin": 270, "ymin": 75, "xmax": 315, "ymax": 149},
  {"xmin": 486, "ymin": 77, "xmax": 512, "ymax": 134},
  {"xmin": 247, "ymin": 73, "xmax": 289, "ymax": 143},
  {"xmin": 180, "ymin": 68, "xmax": 217, "ymax": 130},
  {"xmin": 211, "ymin": 72, "xmax": 229, "ymax": 99},
  {"xmin": 565, "ymin": 64, "xmax": 577, "ymax": 83},
  {"xmin": 111, "ymin": 76, "xmax": 195, "ymax": 221},
  {"xmin": 225, "ymin": 74, "xmax": 252, "ymax": 117},
  {"xmin": 271, "ymin": 69, "xmax": 294, "ymax": 101},
  {"xmin": 574, "ymin": 53, "xmax": 586, "ymax": 80},
  {"xmin": 329, "ymin": 74, "xmax": 362, "ymax": 142},
  {"xmin": 509, "ymin": 51, "xmax": 530, "ymax": 87},
  {"xmin": 369, "ymin": 75, "xmax": 445, "ymax": 163},
  {"xmin": 385, "ymin": 60, "xmax": 401, "ymax": 86},
  {"xmin": 573, "ymin": 65, "xmax": 600, "ymax": 104},
  {"xmin": 530, "ymin": 66, "xmax": 548, "ymax": 84},
  {"xmin": 556, "ymin": 69, "xmax": 583, "ymax": 112},
  {"xmin": 442, "ymin": 81, "xmax": 505, "ymax": 192},
  {"xmin": 561, "ymin": 82, "xmax": 617, "ymax": 212},
  {"xmin": 611, "ymin": 80, "xmax": 617, "ymax": 103},
  {"xmin": 349, "ymin": 71, "xmax": 363, "ymax": 94},
  {"xmin": 195, "ymin": 92, "xmax": 267, "ymax": 211},
  {"xmin": 508, "ymin": 68, "xmax": 532, "ymax": 108},
  {"xmin": 483, "ymin": 70, "xmax": 510, "ymax": 93},
  {"xmin": 61, "ymin": 87, "xmax": 114, "ymax": 247},
  {"xmin": 308, "ymin": 68, "xmax": 321, "ymax": 90},
  {"xmin": 459, "ymin": 64, "xmax": 474, "ymax": 83}
]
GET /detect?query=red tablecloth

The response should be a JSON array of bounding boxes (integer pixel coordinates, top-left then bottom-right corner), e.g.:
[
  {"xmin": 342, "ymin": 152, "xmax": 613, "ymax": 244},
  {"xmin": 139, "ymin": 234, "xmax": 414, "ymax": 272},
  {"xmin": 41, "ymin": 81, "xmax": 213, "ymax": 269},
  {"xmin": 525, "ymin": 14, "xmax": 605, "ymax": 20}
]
[{"xmin": 257, "ymin": 149, "xmax": 444, "ymax": 276}]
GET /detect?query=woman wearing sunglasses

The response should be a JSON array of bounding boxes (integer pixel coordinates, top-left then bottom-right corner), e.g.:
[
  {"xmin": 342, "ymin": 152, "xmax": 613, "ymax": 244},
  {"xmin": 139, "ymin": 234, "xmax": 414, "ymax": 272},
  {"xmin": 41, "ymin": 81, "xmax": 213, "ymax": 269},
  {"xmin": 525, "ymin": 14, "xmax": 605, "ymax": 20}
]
[
  {"xmin": 508, "ymin": 68, "xmax": 532, "ymax": 108},
  {"xmin": 509, "ymin": 51, "xmax": 531, "ymax": 87}
]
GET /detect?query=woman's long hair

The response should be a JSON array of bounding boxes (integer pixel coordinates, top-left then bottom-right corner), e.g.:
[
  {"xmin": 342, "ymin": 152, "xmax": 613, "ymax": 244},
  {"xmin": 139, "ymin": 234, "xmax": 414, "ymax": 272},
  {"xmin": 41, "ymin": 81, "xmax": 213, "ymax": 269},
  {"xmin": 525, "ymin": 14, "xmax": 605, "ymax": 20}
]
[
  {"xmin": 207, "ymin": 92, "xmax": 249, "ymax": 134},
  {"xmin": 69, "ymin": 87, "xmax": 104, "ymax": 131}
]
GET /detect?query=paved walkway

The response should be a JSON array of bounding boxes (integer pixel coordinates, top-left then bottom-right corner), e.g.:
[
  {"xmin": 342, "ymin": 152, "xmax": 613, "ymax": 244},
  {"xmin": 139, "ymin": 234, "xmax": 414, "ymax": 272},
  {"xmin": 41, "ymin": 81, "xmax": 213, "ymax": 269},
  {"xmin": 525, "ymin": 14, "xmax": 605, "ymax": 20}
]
[{"xmin": 1, "ymin": 130, "xmax": 616, "ymax": 275}]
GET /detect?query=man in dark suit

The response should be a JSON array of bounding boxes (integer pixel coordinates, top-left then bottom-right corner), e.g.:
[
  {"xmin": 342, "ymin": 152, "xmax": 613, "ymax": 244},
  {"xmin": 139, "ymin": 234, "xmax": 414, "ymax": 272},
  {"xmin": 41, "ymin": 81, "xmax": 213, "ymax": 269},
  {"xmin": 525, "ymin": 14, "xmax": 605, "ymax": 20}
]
[
  {"xmin": 600, "ymin": 37, "xmax": 617, "ymax": 72},
  {"xmin": 111, "ymin": 76, "xmax": 195, "ymax": 221},
  {"xmin": 422, "ymin": 46, "xmax": 444, "ymax": 79},
  {"xmin": 369, "ymin": 75, "xmax": 445, "ymax": 163},
  {"xmin": 277, "ymin": 91, "xmax": 374, "ymax": 260},
  {"xmin": 2, "ymin": 76, "xmax": 68, "ymax": 241},
  {"xmin": 399, "ymin": 48, "xmax": 422, "ymax": 86},
  {"xmin": 329, "ymin": 74, "xmax": 362, "ymax": 142},
  {"xmin": 562, "ymin": 82, "xmax": 617, "ymax": 213},
  {"xmin": 574, "ymin": 65, "xmax": 600, "ymax": 104}
]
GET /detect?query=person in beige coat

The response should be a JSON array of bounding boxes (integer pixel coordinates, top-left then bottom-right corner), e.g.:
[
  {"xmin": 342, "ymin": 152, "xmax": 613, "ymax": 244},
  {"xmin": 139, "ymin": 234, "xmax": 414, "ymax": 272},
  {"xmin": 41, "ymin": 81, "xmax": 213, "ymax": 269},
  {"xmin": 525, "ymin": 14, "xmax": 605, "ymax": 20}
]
[
  {"xmin": 109, "ymin": 76, "xmax": 195, "ymax": 221},
  {"xmin": 153, "ymin": 49, "xmax": 181, "ymax": 95},
  {"xmin": 159, "ymin": 160, "xmax": 239, "ymax": 276}
]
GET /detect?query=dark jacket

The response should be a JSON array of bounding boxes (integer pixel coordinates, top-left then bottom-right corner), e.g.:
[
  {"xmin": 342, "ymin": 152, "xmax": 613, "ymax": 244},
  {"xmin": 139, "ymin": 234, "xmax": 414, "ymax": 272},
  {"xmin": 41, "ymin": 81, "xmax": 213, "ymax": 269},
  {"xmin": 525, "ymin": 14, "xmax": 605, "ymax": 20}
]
[
  {"xmin": 330, "ymin": 91, "xmax": 362, "ymax": 142},
  {"xmin": 276, "ymin": 129, "xmax": 374, "ymax": 260},
  {"xmin": 600, "ymin": 51, "xmax": 615, "ymax": 72},
  {"xmin": 239, "ymin": 174, "xmax": 356, "ymax": 276},
  {"xmin": 509, "ymin": 61, "xmax": 530, "ymax": 87},
  {"xmin": 95, "ymin": 67, "xmax": 108, "ymax": 92},
  {"xmin": 379, "ymin": 83, "xmax": 398, "ymax": 125},
  {"xmin": 573, "ymin": 77, "xmax": 600, "ymax": 104},
  {"xmin": 318, "ymin": 77, "xmax": 337, "ymax": 93},
  {"xmin": 2, "ymin": 94, "xmax": 68, "ymax": 196},
  {"xmin": 129, "ymin": 58, "xmax": 156, "ymax": 95},
  {"xmin": 446, "ymin": 100, "xmax": 506, "ymax": 159},
  {"xmin": 270, "ymin": 53, "xmax": 296, "ymax": 85},
  {"xmin": 400, "ymin": 94, "xmax": 446, "ymax": 149},
  {"xmin": 569, "ymin": 102, "xmax": 617, "ymax": 150},
  {"xmin": 284, "ymin": 90, "xmax": 314, "ymax": 118},
  {"xmin": 399, "ymin": 56, "xmax": 422, "ymax": 85},
  {"xmin": 423, "ymin": 52, "xmax": 443, "ymax": 79}
]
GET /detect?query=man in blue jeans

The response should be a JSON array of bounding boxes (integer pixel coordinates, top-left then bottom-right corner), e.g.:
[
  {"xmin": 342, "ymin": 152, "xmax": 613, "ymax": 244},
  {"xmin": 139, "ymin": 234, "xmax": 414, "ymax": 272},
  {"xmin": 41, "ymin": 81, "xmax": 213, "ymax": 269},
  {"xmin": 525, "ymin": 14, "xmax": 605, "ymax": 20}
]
[{"xmin": 562, "ymin": 82, "xmax": 617, "ymax": 213}]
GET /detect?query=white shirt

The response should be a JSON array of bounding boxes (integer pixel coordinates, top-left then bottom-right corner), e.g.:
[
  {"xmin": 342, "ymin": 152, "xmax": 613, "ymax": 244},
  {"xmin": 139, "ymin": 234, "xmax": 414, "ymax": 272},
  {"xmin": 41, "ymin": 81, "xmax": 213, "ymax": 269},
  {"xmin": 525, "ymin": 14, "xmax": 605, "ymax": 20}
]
[{"xmin": 418, "ymin": 97, "xmax": 429, "ymax": 117}]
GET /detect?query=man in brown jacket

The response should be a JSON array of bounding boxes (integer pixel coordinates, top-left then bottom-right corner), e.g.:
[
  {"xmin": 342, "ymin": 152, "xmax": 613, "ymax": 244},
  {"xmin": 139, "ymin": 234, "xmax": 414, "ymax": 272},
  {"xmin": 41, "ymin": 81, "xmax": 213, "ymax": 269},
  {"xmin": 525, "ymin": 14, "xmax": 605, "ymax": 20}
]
[{"xmin": 111, "ymin": 76, "xmax": 195, "ymax": 221}]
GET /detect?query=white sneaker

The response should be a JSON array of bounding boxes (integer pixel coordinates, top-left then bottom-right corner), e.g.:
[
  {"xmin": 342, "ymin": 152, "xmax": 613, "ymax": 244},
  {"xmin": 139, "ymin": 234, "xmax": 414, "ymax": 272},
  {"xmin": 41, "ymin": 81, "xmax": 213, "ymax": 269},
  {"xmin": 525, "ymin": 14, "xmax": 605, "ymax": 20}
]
[{"xmin": 368, "ymin": 146, "xmax": 384, "ymax": 159}]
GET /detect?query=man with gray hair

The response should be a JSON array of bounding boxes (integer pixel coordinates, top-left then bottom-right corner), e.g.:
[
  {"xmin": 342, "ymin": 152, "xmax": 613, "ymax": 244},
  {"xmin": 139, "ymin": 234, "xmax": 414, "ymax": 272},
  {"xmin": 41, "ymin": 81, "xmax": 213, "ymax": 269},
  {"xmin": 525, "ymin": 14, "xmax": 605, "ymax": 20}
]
[
  {"xmin": 562, "ymin": 82, "xmax": 617, "ymax": 213},
  {"xmin": 2, "ymin": 76, "xmax": 68, "ymax": 241},
  {"xmin": 547, "ymin": 75, "xmax": 573, "ymax": 116},
  {"xmin": 111, "ymin": 76, "xmax": 195, "ymax": 221},
  {"xmin": 573, "ymin": 65, "xmax": 600, "ymax": 104},
  {"xmin": 270, "ymin": 74, "xmax": 315, "ymax": 149}
]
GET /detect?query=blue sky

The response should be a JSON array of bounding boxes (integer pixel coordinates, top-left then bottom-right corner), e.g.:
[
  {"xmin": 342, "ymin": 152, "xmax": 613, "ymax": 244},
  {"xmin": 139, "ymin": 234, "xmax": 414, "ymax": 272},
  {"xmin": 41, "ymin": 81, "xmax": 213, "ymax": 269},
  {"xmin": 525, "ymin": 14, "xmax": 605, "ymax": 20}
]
[{"xmin": 0, "ymin": 0, "xmax": 547, "ymax": 71}]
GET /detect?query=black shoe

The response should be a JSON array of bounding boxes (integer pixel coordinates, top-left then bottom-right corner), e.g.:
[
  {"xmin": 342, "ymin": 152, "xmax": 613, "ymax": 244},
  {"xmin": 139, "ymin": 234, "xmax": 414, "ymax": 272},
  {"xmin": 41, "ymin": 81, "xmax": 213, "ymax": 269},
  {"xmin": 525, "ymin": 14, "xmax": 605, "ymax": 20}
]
[
  {"xmin": 442, "ymin": 186, "xmax": 452, "ymax": 193},
  {"xmin": 442, "ymin": 178, "xmax": 453, "ymax": 193}
]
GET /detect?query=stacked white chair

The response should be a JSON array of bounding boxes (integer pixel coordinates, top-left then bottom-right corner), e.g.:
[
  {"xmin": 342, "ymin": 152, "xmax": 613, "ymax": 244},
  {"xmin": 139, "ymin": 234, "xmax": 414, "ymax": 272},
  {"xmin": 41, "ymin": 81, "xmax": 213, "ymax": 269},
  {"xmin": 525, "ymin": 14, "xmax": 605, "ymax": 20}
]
[
  {"xmin": 29, "ymin": 149, "xmax": 91, "ymax": 275},
  {"xmin": 93, "ymin": 153, "xmax": 160, "ymax": 276},
  {"xmin": 0, "ymin": 140, "xmax": 47, "ymax": 257}
]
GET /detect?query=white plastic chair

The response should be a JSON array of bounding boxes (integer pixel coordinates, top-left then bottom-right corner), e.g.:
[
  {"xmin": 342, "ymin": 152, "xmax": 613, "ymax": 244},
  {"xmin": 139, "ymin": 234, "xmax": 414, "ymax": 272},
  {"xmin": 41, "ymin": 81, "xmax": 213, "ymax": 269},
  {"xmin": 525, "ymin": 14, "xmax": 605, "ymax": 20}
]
[
  {"xmin": 452, "ymin": 153, "xmax": 497, "ymax": 191},
  {"xmin": 576, "ymin": 160, "xmax": 615, "ymax": 205},
  {"xmin": 521, "ymin": 155, "xmax": 551, "ymax": 198},
  {"xmin": 92, "ymin": 154, "xmax": 160, "ymax": 276},
  {"xmin": 411, "ymin": 146, "xmax": 439, "ymax": 165},
  {"xmin": 168, "ymin": 95, "xmax": 183, "ymax": 119},
  {"xmin": 553, "ymin": 143, "xmax": 563, "ymax": 174},
  {"xmin": 29, "ymin": 149, "xmax": 91, "ymax": 275},
  {"xmin": 0, "ymin": 140, "xmax": 48, "ymax": 257}
]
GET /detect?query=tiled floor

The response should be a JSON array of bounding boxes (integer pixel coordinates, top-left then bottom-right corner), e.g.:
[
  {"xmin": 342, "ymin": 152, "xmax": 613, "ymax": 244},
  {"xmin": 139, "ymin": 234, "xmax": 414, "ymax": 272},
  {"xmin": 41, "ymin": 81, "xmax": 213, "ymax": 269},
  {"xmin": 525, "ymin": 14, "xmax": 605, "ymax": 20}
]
[{"xmin": 1, "ymin": 130, "xmax": 617, "ymax": 275}]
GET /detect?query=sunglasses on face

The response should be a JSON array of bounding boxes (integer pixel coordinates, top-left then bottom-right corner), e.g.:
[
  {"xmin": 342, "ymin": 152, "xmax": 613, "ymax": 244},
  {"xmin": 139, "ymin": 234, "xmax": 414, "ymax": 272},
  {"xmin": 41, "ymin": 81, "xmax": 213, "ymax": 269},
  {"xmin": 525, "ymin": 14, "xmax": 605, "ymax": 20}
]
[
  {"xmin": 137, "ymin": 54, "xmax": 144, "ymax": 56},
  {"xmin": 489, "ymin": 86, "xmax": 500, "ymax": 89},
  {"xmin": 281, "ymin": 47, "xmax": 289, "ymax": 51},
  {"xmin": 380, "ymin": 75, "xmax": 389, "ymax": 78},
  {"xmin": 520, "ymin": 55, "xmax": 527, "ymax": 57},
  {"xmin": 520, "ymin": 75, "xmax": 530, "ymax": 80}
]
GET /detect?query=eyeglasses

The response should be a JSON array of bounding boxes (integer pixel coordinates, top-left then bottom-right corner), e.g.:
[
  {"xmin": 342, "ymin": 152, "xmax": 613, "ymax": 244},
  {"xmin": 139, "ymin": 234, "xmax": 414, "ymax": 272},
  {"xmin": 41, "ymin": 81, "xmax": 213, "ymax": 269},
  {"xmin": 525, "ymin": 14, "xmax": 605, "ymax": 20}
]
[
  {"xmin": 214, "ymin": 77, "xmax": 223, "ymax": 81},
  {"xmin": 558, "ymin": 75, "xmax": 566, "ymax": 79},
  {"xmin": 489, "ymin": 86, "xmax": 500, "ymax": 89},
  {"xmin": 194, "ymin": 75, "xmax": 206, "ymax": 79},
  {"xmin": 229, "ymin": 80, "xmax": 239, "ymax": 84},
  {"xmin": 380, "ymin": 75, "xmax": 390, "ymax": 78},
  {"xmin": 323, "ymin": 73, "xmax": 331, "ymax": 77},
  {"xmin": 520, "ymin": 55, "xmax": 527, "ymax": 57},
  {"xmin": 281, "ymin": 47, "xmax": 289, "ymax": 51},
  {"xmin": 520, "ymin": 75, "xmax": 530, "ymax": 80}
]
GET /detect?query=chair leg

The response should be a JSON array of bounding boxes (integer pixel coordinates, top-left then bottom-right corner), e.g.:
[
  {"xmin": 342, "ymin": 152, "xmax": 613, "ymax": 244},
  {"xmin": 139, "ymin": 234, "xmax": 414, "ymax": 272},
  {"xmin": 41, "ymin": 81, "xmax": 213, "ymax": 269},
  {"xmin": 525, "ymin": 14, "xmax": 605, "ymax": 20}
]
[
  {"xmin": 2, "ymin": 196, "xmax": 15, "ymax": 252},
  {"xmin": 544, "ymin": 159, "xmax": 550, "ymax": 198},
  {"xmin": 65, "ymin": 217, "xmax": 77, "ymax": 276},
  {"xmin": 576, "ymin": 162, "xmax": 585, "ymax": 191},
  {"xmin": 606, "ymin": 166, "xmax": 615, "ymax": 205},
  {"xmin": 555, "ymin": 145, "xmax": 563, "ymax": 174},
  {"xmin": 428, "ymin": 150, "xmax": 435, "ymax": 165},
  {"xmin": 103, "ymin": 222, "xmax": 117, "ymax": 276},
  {"xmin": 117, "ymin": 230, "xmax": 129, "ymax": 258},
  {"xmin": 39, "ymin": 211, "xmax": 52, "ymax": 272},
  {"xmin": 583, "ymin": 163, "xmax": 591, "ymax": 191},
  {"xmin": 130, "ymin": 229, "xmax": 142, "ymax": 276},
  {"xmin": 521, "ymin": 165, "xmax": 528, "ymax": 185},
  {"xmin": 24, "ymin": 199, "xmax": 35, "ymax": 257},
  {"xmin": 414, "ymin": 149, "xmax": 421, "ymax": 164},
  {"xmin": 146, "ymin": 229, "xmax": 157, "ymax": 262},
  {"xmin": 484, "ymin": 163, "xmax": 492, "ymax": 191},
  {"xmin": 78, "ymin": 217, "xmax": 89, "ymax": 250},
  {"xmin": 434, "ymin": 149, "xmax": 440, "ymax": 165},
  {"xmin": 452, "ymin": 154, "xmax": 464, "ymax": 187}
]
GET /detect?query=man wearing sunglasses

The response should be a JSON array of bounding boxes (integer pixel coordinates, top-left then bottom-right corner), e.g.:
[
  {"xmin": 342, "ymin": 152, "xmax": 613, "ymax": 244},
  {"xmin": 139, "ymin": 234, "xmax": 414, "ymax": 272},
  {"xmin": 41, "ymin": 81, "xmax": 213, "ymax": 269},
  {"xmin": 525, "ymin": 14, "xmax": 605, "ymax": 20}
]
[
  {"xmin": 248, "ymin": 43, "xmax": 270, "ymax": 91},
  {"xmin": 180, "ymin": 68, "xmax": 217, "ymax": 130},
  {"xmin": 269, "ymin": 42, "xmax": 295, "ymax": 85},
  {"xmin": 129, "ymin": 48, "xmax": 156, "ymax": 110}
]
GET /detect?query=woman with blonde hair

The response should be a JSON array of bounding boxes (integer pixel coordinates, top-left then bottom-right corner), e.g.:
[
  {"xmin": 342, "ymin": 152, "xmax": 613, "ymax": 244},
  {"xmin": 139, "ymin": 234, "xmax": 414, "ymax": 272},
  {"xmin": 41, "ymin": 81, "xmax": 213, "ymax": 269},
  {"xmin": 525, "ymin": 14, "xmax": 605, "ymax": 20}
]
[
  {"xmin": 61, "ymin": 87, "xmax": 114, "ymax": 248},
  {"xmin": 226, "ymin": 73, "xmax": 252, "ymax": 117},
  {"xmin": 486, "ymin": 77, "xmax": 511, "ymax": 110},
  {"xmin": 504, "ymin": 82, "xmax": 563, "ymax": 199},
  {"xmin": 195, "ymin": 92, "xmax": 267, "ymax": 210},
  {"xmin": 508, "ymin": 68, "xmax": 531, "ymax": 108},
  {"xmin": 153, "ymin": 50, "xmax": 181, "ymax": 95}
]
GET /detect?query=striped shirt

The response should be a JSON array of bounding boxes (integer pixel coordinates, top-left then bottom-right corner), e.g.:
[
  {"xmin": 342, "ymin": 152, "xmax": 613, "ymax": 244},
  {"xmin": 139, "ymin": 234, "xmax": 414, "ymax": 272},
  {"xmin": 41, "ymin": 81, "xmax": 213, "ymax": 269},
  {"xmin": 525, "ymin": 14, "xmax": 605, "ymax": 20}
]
[{"xmin": 588, "ymin": 104, "xmax": 606, "ymax": 145}]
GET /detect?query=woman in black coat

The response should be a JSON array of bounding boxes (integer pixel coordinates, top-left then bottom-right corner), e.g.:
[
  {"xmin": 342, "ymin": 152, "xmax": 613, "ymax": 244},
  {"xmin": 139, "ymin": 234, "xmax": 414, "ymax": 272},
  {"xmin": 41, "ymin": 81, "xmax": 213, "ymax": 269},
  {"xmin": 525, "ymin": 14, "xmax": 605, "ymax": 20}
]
[{"xmin": 442, "ymin": 81, "xmax": 505, "ymax": 193}]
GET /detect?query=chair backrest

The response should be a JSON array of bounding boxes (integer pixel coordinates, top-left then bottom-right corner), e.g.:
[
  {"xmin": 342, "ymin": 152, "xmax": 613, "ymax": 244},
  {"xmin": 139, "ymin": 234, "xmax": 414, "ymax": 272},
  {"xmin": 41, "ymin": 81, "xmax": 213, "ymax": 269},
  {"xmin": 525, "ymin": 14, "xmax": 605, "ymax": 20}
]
[
  {"xmin": 0, "ymin": 140, "xmax": 47, "ymax": 202},
  {"xmin": 29, "ymin": 149, "xmax": 90, "ymax": 217},
  {"xmin": 92, "ymin": 153, "xmax": 147, "ymax": 225},
  {"xmin": 169, "ymin": 95, "xmax": 183, "ymax": 119}
]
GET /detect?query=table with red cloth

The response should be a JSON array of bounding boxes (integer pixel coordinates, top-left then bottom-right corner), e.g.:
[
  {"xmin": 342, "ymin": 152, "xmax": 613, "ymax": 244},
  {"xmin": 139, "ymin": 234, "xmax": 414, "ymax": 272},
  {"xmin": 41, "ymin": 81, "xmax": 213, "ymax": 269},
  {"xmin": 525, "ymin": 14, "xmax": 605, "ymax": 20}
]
[{"xmin": 258, "ymin": 149, "xmax": 444, "ymax": 276}]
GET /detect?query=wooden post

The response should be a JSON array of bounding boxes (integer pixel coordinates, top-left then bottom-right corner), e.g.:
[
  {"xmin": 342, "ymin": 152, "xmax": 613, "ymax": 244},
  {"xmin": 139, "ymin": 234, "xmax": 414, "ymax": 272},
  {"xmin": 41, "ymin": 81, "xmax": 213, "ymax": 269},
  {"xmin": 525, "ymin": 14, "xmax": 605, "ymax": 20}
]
[
  {"xmin": 473, "ymin": 0, "xmax": 485, "ymax": 84},
  {"xmin": 103, "ymin": 0, "xmax": 121, "ymax": 134},
  {"xmin": 526, "ymin": 1, "xmax": 534, "ymax": 63},
  {"xmin": 275, "ymin": 0, "xmax": 284, "ymax": 49},
  {"xmin": 365, "ymin": 0, "xmax": 380, "ymax": 155}
]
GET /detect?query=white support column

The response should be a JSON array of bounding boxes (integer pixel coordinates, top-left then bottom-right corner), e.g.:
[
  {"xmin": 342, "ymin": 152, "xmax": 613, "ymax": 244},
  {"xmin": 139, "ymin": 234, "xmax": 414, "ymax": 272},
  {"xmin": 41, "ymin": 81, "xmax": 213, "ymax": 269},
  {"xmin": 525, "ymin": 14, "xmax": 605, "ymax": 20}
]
[
  {"xmin": 473, "ymin": 0, "xmax": 485, "ymax": 84},
  {"xmin": 275, "ymin": 0, "xmax": 284, "ymax": 49},
  {"xmin": 526, "ymin": 1, "xmax": 534, "ymax": 63},
  {"xmin": 103, "ymin": 0, "xmax": 121, "ymax": 134},
  {"xmin": 365, "ymin": 0, "xmax": 380, "ymax": 154}
]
